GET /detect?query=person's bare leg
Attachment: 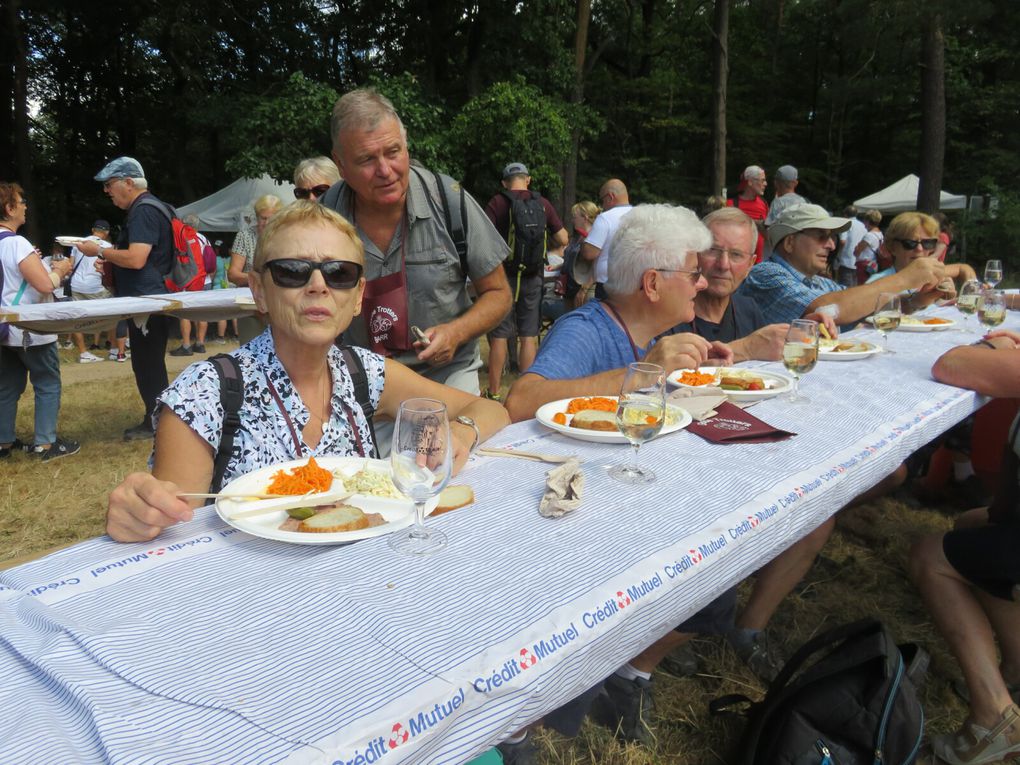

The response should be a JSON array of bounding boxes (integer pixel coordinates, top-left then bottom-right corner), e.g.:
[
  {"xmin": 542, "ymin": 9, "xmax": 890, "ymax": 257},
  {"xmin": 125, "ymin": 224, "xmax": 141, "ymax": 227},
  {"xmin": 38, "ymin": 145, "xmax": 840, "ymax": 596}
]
[
  {"xmin": 488, "ymin": 337, "xmax": 508, "ymax": 396},
  {"xmin": 196, "ymin": 321, "xmax": 208, "ymax": 344},
  {"xmin": 909, "ymin": 533, "xmax": 1014, "ymax": 728},
  {"xmin": 179, "ymin": 319, "xmax": 192, "ymax": 347},
  {"xmin": 519, "ymin": 336, "xmax": 538, "ymax": 374},
  {"xmin": 848, "ymin": 463, "xmax": 908, "ymax": 508},
  {"xmin": 73, "ymin": 332, "xmax": 86, "ymax": 355},
  {"xmin": 629, "ymin": 632, "xmax": 692, "ymax": 674}
]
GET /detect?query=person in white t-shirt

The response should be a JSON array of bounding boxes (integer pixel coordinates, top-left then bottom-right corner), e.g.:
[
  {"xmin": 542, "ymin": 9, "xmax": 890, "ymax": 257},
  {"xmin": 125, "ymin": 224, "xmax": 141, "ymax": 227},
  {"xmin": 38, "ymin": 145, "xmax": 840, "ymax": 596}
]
[
  {"xmin": 836, "ymin": 205, "xmax": 867, "ymax": 287},
  {"xmin": 579, "ymin": 178, "xmax": 634, "ymax": 300},
  {"xmin": 0, "ymin": 181, "xmax": 79, "ymax": 460},
  {"xmin": 68, "ymin": 220, "xmax": 115, "ymax": 363}
]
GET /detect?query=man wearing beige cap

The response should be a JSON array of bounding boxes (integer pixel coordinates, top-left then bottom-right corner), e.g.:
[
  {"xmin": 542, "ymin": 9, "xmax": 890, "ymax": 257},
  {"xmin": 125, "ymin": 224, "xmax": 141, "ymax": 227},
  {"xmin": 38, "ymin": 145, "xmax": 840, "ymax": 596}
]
[{"xmin": 738, "ymin": 203, "xmax": 946, "ymax": 326}]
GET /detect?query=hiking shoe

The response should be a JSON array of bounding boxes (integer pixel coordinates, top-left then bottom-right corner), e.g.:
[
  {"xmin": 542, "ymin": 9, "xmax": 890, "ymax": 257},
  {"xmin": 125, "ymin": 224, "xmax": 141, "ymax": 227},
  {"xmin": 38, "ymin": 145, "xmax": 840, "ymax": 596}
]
[
  {"xmin": 78, "ymin": 351, "xmax": 103, "ymax": 363},
  {"xmin": 729, "ymin": 629, "xmax": 783, "ymax": 683},
  {"xmin": 592, "ymin": 673, "xmax": 657, "ymax": 746},
  {"xmin": 931, "ymin": 704, "xmax": 1020, "ymax": 764},
  {"xmin": 0, "ymin": 438, "xmax": 28, "ymax": 458},
  {"xmin": 169, "ymin": 345, "xmax": 193, "ymax": 357},
  {"xmin": 192, "ymin": 342, "xmax": 206, "ymax": 354},
  {"xmin": 123, "ymin": 422, "xmax": 155, "ymax": 441},
  {"xmin": 496, "ymin": 735, "xmax": 540, "ymax": 765},
  {"xmin": 660, "ymin": 642, "xmax": 701, "ymax": 677},
  {"xmin": 29, "ymin": 437, "xmax": 81, "ymax": 462},
  {"xmin": 214, "ymin": 335, "xmax": 227, "ymax": 345},
  {"xmin": 115, "ymin": 352, "xmax": 128, "ymax": 362},
  {"xmin": 88, "ymin": 343, "xmax": 101, "ymax": 350}
]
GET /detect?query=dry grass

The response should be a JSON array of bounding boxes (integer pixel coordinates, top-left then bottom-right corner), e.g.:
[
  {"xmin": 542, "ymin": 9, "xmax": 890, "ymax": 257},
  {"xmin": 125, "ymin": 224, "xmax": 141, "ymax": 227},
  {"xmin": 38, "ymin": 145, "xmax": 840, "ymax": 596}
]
[{"xmin": 1, "ymin": 343, "xmax": 976, "ymax": 762}]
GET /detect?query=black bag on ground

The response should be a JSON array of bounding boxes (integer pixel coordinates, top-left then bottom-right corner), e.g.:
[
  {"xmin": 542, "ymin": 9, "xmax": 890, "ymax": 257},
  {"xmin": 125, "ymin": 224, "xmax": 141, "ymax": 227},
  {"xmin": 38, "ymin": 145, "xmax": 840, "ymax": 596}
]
[{"xmin": 710, "ymin": 619, "xmax": 927, "ymax": 765}]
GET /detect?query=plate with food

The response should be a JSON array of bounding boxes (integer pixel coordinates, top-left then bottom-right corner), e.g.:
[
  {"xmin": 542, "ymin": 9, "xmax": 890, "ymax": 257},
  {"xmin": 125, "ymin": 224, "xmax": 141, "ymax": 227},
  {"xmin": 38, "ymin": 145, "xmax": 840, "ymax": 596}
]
[
  {"xmin": 865, "ymin": 314, "xmax": 956, "ymax": 332},
  {"xmin": 215, "ymin": 456, "xmax": 439, "ymax": 545},
  {"xmin": 666, "ymin": 367, "xmax": 793, "ymax": 401},
  {"xmin": 535, "ymin": 396, "xmax": 692, "ymax": 444},
  {"xmin": 818, "ymin": 338, "xmax": 881, "ymax": 360},
  {"xmin": 54, "ymin": 236, "xmax": 86, "ymax": 247}
]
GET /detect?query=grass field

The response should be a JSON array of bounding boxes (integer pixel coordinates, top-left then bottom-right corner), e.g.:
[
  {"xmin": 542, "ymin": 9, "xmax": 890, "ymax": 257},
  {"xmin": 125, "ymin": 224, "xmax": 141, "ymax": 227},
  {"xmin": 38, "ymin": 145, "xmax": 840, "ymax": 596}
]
[{"xmin": 0, "ymin": 342, "xmax": 978, "ymax": 763}]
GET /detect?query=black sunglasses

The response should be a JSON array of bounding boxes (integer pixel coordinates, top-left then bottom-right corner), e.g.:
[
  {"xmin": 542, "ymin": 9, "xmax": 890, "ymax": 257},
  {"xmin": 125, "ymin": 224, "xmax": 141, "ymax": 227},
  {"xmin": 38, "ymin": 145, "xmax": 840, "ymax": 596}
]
[
  {"xmin": 263, "ymin": 258, "xmax": 363, "ymax": 290},
  {"xmin": 893, "ymin": 237, "xmax": 938, "ymax": 251},
  {"xmin": 294, "ymin": 184, "xmax": 331, "ymax": 200}
]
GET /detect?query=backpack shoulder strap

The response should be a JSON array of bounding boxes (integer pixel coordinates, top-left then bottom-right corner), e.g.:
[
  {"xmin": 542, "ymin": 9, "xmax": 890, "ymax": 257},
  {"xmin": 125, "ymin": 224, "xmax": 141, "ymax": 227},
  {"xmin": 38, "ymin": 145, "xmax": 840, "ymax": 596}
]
[
  {"xmin": 209, "ymin": 353, "xmax": 244, "ymax": 493},
  {"xmin": 411, "ymin": 166, "xmax": 469, "ymax": 279},
  {"xmin": 135, "ymin": 195, "xmax": 176, "ymax": 223},
  {"xmin": 336, "ymin": 343, "xmax": 379, "ymax": 459}
]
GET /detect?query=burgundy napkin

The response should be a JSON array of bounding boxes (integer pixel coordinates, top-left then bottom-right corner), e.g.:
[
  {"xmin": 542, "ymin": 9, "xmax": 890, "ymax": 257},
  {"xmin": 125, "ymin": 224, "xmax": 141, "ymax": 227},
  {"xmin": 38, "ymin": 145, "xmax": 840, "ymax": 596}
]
[{"xmin": 685, "ymin": 401, "xmax": 796, "ymax": 444}]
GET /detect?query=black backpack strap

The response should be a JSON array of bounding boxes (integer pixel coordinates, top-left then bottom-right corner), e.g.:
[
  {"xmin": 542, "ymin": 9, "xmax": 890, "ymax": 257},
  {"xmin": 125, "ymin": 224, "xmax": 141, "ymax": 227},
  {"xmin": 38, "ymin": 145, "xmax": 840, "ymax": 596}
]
[
  {"xmin": 135, "ymin": 195, "xmax": 178, "ymax": 222},
  {"xmin": 411, "ymin": 166, "xmax": 469, "ymax": 279},
  {"xmin": 209, "ymin": 353, "xmax": 244, "ymax": 493},
  {"xmin": 337, "ymin": 343, "xmax": 379, "ymax": 459}
]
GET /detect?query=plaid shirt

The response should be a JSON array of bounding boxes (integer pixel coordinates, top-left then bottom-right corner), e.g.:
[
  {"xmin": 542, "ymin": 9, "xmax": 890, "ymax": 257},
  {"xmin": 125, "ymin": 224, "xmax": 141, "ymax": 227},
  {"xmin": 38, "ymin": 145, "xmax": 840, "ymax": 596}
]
[{"xmin": 736, "ymin": 254, "xmax": 845, "ymax": 325}]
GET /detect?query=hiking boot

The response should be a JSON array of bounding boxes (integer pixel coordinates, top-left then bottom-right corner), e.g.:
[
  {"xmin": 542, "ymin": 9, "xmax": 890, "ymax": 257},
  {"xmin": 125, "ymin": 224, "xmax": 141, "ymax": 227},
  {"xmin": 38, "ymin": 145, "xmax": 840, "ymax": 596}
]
[
  {"xmin": 729, "ymin": 628, "xmax": 783, "ymax": 683},
  {"xmin": 78, "ymin": 351, "xmax": 103, "ymax": 363},
  {"xmin": 0, "ymin": 438, "xmax": 28, "ymax": 458},
  {"xmin": 29, "ymin": 437, "xmax": 81, "ymax": 462},
  {"xmin": 496, "ymin": 735, "xmax": 540, "ymax": 765},
  {"xmin": 169, "ymin": 345, "xmax": 193, "ymax": 357},
  {"xmin": 123, "ymin": 422, "xmax": 155, "ymax": 441},
  {"xmin": 592, "ymin": 673, "xmax": 657, "ymax": 746},
  {"xmin": 115, "ymin": 352, "xmax": 128, "ymax": 362},
  {"xmin": 192, "ymin": 342, "xmax": 206, "ymax": 354},
  {"xmin": 660, "ymin": 642, "xmax": 702, "ymax": 677},
  {"xmin": 931, "ymin": 704, "xmax": 1020, "ymax": 764}
]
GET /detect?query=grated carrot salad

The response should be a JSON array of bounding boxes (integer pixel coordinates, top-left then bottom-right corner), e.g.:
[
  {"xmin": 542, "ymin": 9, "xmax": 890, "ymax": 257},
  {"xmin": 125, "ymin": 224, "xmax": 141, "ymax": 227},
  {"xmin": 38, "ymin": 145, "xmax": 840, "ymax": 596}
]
[
  {"xmin": 677, "ymin": 370, "xmax": 715, "ymax": 386},
  {"xmin": 565, "ymin": 397, "xmax": 617, "ymax": 414},
  {"xmin": 266, "ymin": 457, "xmax": 333, "ymax": 495}
]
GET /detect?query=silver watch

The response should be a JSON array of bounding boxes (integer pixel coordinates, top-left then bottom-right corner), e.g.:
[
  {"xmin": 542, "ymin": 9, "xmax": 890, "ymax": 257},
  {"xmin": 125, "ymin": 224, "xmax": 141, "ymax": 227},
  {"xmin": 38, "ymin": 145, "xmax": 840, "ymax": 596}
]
[{"xmin": 454, "ymin": 415, "xmax": 480, "ymax": 452}]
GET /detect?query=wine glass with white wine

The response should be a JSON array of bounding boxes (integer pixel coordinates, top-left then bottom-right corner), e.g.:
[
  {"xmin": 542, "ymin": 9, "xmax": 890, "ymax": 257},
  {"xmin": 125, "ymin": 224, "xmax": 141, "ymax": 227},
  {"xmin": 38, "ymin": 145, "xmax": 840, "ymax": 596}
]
[
  {"xmin": 984, "ymin": 260, "xmax": 1003, "ymax": 289},
  {"xmin": 783, "ymin": 319, "xmax": 819, "ymax": 405},
  {"xmin": 609, "ymin": 362, "xmax": 666, "ymax": 485},
  {"xmin": 873, "ymin": 292, "xmax": 902, "ymax": 353},
  {"xmin": 957, "ymin": 279, "xmax": 983, "ymax": 332},
  {"xmin": 388, "ymin": 398, "xmax": 452, "ymax": 556},
  {"xmin": 979, "ymin": 289, "xmax": 1007, "ymax": 330}
]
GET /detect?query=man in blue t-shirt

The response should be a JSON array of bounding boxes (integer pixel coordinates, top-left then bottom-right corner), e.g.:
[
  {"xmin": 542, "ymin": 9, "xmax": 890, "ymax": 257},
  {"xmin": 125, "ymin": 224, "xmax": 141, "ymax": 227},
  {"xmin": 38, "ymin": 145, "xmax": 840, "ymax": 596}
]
[
  {"xmin": 78, "ymin": 157, "xmax": 173, "ymax": 440},
  {"xmin": 506, "ymin": 205, "xmax": 736, "ymax": 746}
]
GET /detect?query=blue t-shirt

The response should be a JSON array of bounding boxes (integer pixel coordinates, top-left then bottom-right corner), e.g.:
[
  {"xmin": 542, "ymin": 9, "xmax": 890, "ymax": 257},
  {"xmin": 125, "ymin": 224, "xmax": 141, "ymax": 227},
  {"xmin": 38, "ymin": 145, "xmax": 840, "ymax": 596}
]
[
  {"xmin": 668, "ymin": 293, "xmax": 767, "ymax": 343},
  {"xmin": 866, "ymin": 266, "xmax": 895, "ymax": 284},
  {"xmin": 114, "ymin": 192, "xmax": 172, "ymax": 296},
  {"xmin": 736, "ymin": 254, "xmax": 844, "ymax": 325},
  {"xmin": 528, "ymin": 301, "xmax": 652, "ymax": 379}
]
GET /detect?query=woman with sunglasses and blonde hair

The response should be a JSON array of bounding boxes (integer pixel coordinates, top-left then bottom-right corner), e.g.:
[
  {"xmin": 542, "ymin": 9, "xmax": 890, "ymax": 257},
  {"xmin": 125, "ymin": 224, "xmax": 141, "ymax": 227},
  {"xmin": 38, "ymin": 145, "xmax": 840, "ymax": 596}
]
[
  {"xmin": 867, "ymin": 211, "xmax": 976, "ymax": 293},
  {"xmin": 293, "ymin": 156, "xmax": 341, "ymax": 202},
  {"xmin": 106, "ymin": 202, "xmax": 508, "ymax": 543}
]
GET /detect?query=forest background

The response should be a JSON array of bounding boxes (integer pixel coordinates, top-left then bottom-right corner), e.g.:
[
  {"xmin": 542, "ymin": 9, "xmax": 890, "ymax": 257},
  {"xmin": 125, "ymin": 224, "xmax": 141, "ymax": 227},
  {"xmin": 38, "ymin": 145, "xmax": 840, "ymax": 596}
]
[{"xmin": 1, "ymin": 0, "xmax": 1019, "ymax": 260}]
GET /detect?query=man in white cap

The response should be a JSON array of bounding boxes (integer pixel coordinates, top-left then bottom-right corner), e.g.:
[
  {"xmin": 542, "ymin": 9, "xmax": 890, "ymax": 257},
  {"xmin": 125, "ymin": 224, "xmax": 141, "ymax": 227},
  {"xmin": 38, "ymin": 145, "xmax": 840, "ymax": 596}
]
[
  {"xmin": 77, "ymin": 157, "xmax": 173, "ymax": 440},
  {"xmin": 762, "ymin": 165, "xmax": 805, "ymax": 260},
  {"xmin": 727, "ymin": 165, "xmax": 769, "ymax": 262},
  {"xmin": 738, "ymin": 203, "xmax": 946, "ymax": 326}
]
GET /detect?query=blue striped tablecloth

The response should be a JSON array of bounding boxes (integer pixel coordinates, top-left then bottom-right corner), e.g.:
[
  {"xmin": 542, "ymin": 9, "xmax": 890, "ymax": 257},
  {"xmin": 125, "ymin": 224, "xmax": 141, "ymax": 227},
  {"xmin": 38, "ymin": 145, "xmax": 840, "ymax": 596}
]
[{"xmin": 0, "ymin": 307, "xmax": 998, "ymax": 764}]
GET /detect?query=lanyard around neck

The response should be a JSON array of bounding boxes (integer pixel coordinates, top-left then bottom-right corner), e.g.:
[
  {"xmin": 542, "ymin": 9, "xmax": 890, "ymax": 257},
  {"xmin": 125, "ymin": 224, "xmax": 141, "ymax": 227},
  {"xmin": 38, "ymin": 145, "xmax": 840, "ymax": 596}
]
[{"xmin": 601, "ymin": 300, "xmax": 642, "ymax": 362}]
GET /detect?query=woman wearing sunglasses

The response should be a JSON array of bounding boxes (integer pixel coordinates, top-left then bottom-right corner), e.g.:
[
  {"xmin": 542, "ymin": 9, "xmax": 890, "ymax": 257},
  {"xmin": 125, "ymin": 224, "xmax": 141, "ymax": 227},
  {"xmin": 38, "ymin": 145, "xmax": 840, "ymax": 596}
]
[
  {"xmin": 292, "ymin": 156, "xmax": 340, "ymax": 202},
  {"xmin": 105, "ymin": 202, "xmax": 509, "ymax": 543}
]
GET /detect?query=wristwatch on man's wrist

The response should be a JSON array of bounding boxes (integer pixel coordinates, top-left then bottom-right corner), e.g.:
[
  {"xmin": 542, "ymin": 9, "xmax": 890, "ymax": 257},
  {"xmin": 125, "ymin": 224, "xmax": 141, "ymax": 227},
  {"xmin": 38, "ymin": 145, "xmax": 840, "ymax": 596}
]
[{"xmin": 455, "ymin": 415, "xmax": 480, "ymax": 452}]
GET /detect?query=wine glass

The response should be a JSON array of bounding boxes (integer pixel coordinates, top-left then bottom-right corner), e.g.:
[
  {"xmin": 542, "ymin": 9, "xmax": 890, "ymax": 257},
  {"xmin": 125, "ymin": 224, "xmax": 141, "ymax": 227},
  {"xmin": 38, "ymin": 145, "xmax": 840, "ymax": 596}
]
[
  {"xmin": 609, "ymin": 362, "xmax": 666, "ymax": 485},
  {"xmin": 957, "ymin": 279, "xmax": 983, "ymax": 332},
  {"xmin": 388, "ymin": 398, "xmax": 452, "ymax": 555},
  {"xmin": 782, "ymin": 319, "xmax": 819, "ymax": 404},
  {"xmin": 979, "ymin": 289, "xmax": 1006, "ymax": 330},
  {"xmin": 984, "ymin": 260, "xmax": 1003, "ymax": 289},
  {"xmin": 873, "ymin": 292, "xmax": 902, "ymax": 353}
]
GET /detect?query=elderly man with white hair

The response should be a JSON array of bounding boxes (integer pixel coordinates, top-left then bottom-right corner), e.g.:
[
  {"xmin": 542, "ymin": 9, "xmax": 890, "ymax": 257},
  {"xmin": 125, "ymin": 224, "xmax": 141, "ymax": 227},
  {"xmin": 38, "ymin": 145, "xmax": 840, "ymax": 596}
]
[{"xmin": 727, "ymin": 164, "xmax": 769, "ymax": 262}]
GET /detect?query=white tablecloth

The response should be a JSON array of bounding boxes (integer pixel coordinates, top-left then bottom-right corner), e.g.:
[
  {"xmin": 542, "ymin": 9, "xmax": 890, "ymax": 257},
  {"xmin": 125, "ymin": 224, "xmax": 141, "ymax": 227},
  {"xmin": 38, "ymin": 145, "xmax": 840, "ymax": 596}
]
[{"xmin": 0, "ymin": 308, "xmax": 997, "ymax": 764}]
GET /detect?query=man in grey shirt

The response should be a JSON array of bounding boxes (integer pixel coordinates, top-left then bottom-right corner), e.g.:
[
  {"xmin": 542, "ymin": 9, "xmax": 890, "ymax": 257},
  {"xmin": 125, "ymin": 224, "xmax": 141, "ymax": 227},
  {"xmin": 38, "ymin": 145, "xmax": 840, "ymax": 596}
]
[
  {"xmin": 322, "ymin": 88, "xmax": 511, "ymax": 394},
  {"xmin": 762, "ymin": 164, "xmax": 806, "ymax": 260}
]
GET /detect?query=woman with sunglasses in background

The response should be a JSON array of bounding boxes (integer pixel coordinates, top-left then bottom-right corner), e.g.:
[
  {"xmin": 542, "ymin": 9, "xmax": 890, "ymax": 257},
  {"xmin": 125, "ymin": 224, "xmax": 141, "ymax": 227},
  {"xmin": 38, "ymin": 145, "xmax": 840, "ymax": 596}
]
[
  {"xmin": 292, "ymin": 156, "xmax": 340, "ymax": 202},
  {"xmin": 106, "ymin": 202, "xmax": 509, "ymax": 543},
  {"xmin": 867, "ymin": 212, "xmax": 976, "ymax": 298}
]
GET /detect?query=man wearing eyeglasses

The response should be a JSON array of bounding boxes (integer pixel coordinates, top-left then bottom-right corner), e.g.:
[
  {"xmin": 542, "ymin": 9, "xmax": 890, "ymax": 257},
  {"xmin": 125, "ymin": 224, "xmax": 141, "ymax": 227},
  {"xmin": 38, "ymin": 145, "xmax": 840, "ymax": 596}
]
[
  {"xmin": 867, "ymin": 211, "xmax": 976, "ymax": 287},
  {"xmin": 738, "ymin": 203, "xmax": 947, "ymax": 327},
  {"xmin": 77, "ymin": 157, "xmax": 173, "ymax": 441},
  {"xmin": 726, "ymin": 165, "xmax": 769, "ymax": 263},
  {"xmin": 577, "ymin": 178, "xmax": 633, "ymax": 300}
]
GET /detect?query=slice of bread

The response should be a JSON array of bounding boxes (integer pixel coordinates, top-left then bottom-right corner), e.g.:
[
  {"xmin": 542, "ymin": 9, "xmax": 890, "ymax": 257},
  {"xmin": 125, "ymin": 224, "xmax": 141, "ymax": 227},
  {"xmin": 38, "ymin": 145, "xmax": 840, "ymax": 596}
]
[
  {"xmin": 570, "ymin": 409, "xmax": 618, "ymax": 431},
  {"xmin": 434, "ymin": 485, "xmax": 474, "ymax": 515},
  {"xmin": 297, "ymin": 504, "xmax": 371, "ymax": 533}
]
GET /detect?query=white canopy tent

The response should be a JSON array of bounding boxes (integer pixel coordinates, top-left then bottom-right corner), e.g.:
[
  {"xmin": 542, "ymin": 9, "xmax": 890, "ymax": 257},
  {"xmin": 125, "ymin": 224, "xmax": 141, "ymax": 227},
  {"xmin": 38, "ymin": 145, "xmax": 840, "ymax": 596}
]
[
  {"xmin": 853, "ymin": 174, "xmax": 966, "ymax": 214},
  {"xmin": 177, "ymin": 174, "xmax": 297, "ymax": 232}
]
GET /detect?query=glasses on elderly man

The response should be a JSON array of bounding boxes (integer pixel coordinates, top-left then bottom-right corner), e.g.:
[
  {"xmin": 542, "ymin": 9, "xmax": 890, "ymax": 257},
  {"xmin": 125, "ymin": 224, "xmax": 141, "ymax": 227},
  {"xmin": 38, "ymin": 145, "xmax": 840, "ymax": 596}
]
[
  {"xmin": 893, "ymin": 237, "xmax": 938, "ymax": 251},
  {"xmin": 655, "ymin": 267, "xmax": 703, "ymax": 284},
  {"xmin": 262, "ymin": 258, "xmax": 364, "ymax": 290},
  {"xmin": 294, "ymin": 184, "xmax": 331, "ymax": 200},
  {"xmin": 703, "ymin": 245, "xmax": 751, "ymax": 265}
]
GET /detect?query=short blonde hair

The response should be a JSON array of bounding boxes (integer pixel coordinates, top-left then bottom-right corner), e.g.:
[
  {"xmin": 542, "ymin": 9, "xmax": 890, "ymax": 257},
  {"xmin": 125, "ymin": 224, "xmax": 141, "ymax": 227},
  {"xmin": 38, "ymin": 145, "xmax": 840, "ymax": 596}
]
[
  {"xmin": 293, "ymin": 157, "xmax": 341, "ymax": 187},
  {"xmin": 571, "ymin": 200, "xmax": 600, "ymax": 227},
  {"xmin": 254, "ymin": 201, "xmax": 364, "ymax": 272},
  {"xmin": 253, "ymin": 195, "xmax": 283, "ymax": 216},
  {"xmin": 886, "ymin": 212, "xmax": 939, "ymax": 242}
]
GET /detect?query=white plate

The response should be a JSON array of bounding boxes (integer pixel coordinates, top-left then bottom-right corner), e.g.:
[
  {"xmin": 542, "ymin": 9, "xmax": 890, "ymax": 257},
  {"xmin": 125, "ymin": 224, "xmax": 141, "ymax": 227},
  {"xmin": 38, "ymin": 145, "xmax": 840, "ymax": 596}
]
[
  {"xmin": 535, "ymin": 397, "xmax": 692, "ymax": 444},
  {"xmin": 818, "ymin": 338, "xmax": 882, "ymax": 361},
  {"xmin": 666, "ymin": 367, "xmax": 793, "ymax": 401},
  {"xmin": 865, "ymin": 315, "xmax": 956, "ymax": 332},
  {"xmin": 215, "ymin": 456, "xmax": 437, "ymax": 545},
  {"xmin": 55, "ymin": 236, "xmax": 85, "ymax": 247}
]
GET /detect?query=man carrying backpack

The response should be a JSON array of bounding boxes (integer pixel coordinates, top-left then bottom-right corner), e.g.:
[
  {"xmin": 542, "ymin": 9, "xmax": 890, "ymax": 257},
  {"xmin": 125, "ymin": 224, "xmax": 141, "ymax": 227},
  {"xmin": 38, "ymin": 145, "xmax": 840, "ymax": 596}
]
[
  {"xmin": 483, "ymin": 162, "xmax": 568, "ymax": 400},
  {"xmin": 77, "ymin": 157, "xmax": 172, "ymax": 441}
]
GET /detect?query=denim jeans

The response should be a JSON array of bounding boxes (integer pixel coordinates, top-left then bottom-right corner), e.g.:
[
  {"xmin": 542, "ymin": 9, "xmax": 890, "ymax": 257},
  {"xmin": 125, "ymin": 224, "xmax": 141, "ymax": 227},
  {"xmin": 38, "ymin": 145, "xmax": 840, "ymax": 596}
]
[{"xmin": 0, "ymin": 341, "xmax": 62, "ymax": 446}]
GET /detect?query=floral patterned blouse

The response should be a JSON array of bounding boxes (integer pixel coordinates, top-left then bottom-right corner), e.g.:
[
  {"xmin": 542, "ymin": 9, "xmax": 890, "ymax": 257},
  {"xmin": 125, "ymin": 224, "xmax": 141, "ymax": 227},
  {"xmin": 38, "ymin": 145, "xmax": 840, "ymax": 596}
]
[{"xmin": 156, "ymin": 330, "xmax": 385, "ymax": 486}]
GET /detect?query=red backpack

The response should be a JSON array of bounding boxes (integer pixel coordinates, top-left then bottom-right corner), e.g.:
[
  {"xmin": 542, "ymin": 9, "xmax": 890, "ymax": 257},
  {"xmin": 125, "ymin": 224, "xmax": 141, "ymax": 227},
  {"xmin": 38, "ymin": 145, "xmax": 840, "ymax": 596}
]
[{"xmin": 137, "ymin": 197, "xmax": 207, "ymax": 292}]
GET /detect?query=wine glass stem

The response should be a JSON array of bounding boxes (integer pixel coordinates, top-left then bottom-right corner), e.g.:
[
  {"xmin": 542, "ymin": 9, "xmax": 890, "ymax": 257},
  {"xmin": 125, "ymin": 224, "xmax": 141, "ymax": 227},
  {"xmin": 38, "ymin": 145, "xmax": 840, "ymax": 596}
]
[
  {"xmin": 630, "ymin": 442, "xmax": 641, "ymax": 469},
  {"xmin": 412, "ymin": 500, "xmax": 427, "ymax": 536}
]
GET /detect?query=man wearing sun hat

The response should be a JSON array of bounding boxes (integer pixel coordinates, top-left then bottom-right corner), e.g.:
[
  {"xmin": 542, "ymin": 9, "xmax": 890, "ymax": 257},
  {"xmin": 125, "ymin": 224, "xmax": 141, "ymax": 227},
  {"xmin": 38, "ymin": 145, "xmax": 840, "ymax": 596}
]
[
  {"xmin": 76, "ymin": 156, "xmax": 173, "ymax": 441},
  {"xmin": 738, "ymin": 202, "xmax": 946, "ymax": 327}
]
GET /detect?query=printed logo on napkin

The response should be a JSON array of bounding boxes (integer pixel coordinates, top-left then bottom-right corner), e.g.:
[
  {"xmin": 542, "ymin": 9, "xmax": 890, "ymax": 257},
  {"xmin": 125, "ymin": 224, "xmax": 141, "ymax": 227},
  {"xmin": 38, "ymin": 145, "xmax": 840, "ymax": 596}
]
[{"xmin": 711, "ymin": 418, "xmax": 753, "ymax": 432}]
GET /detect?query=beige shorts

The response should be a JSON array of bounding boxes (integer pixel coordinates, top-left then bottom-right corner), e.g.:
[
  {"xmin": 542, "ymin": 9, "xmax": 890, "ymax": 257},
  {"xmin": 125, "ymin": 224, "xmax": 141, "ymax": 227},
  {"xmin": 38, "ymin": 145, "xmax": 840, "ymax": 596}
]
[{"xmin": 71, "ymin": 289, "xmax": 112, "ymax": 301}]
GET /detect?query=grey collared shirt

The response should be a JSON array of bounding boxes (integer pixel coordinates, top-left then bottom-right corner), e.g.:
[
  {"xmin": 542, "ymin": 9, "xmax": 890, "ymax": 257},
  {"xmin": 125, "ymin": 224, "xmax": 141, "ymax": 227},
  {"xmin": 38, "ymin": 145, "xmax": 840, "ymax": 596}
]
[{"xmin": 326, "ymin": 166, "xmax": 509, "ymax": 386}]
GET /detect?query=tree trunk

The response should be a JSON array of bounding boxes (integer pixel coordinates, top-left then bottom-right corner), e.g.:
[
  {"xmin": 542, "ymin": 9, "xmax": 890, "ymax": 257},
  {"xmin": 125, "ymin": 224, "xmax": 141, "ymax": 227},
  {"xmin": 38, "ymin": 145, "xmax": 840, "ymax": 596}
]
[
  {"xmin": 561, "ymin": 0, "xmax": 591, "ymax": 215},
  {"xmin": 0, "ymin": 0, "xmax": 16, "ymax": 178},
  {"xmin": 9, "ymin": 0, "xmax": 35, "ymax": 240},
  {"xmin": 710, "ymin": 0, "xmax": 729, "ymax": 197},
  {"xmin": 917, "ymin": 11, "xmax": 945, "ymax": 214}
]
